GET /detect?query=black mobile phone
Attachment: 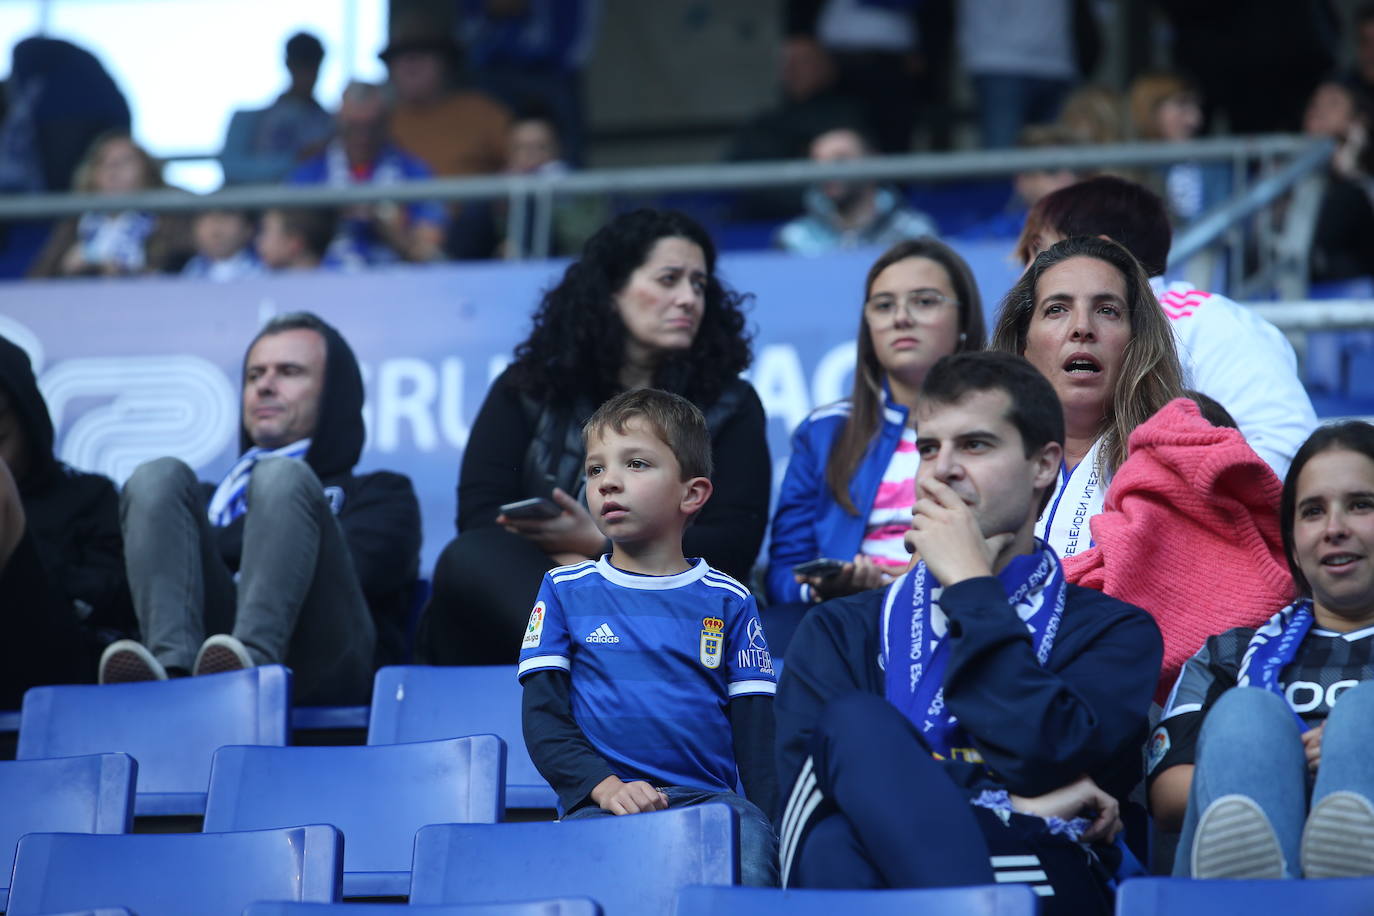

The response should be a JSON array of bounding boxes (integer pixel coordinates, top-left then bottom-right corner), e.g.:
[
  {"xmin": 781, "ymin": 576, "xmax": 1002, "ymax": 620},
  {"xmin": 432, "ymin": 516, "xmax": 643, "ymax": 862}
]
[
  {"xmin": 499, "ymin": 497, "xmax": 562, "ymax": 520},
  {"xmin": 793, "ymin": 557, "xmax": 846, "ymax": 578}
]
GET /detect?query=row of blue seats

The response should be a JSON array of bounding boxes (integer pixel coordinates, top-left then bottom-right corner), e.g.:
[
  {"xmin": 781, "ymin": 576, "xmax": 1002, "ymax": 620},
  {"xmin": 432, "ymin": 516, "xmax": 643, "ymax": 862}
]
[{"xmin": 4, "ymin": 664, "xmax": 555, "ymax": 816}]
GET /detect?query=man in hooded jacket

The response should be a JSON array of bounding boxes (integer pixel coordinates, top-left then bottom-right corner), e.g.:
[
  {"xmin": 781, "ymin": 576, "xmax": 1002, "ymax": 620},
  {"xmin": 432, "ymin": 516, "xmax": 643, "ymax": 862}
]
[
  {"xmin": 0, "ymin": 333, "xmax": 133, "ymax": 706},
  {"xmin": 100, "ymin": 312, "xmax": 421, "ymax": 704}
]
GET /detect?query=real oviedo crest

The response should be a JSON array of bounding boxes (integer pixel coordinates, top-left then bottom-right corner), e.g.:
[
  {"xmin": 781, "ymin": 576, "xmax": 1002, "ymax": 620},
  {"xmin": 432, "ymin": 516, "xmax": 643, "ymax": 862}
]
[{"xmin": 700, "ymin": 616, "xmax": 725, "ymax": 669}]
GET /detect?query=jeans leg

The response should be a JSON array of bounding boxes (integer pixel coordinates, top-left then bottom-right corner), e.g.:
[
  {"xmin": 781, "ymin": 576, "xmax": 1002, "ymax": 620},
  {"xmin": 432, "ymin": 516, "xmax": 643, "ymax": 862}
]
[
  {"xmin": 1173, "ymin": 687, "xmax": 1308, "ymax": 877},
  {"xmin": 972, "ymin": 74, "xmax": 1030, "ymax": 149},
  {"xmin": 791, "ymin": 692, "xmax": 994, "ymax": 889},
  {"xmin": 236, "ymin": 458, "xmax": 375, "ymax": 704},
  {"xmin": 120, "ymin": 457, "xmax": 234, "ymax": 673},
  {"xmin": 1312, "ymin": 680, "xmax": 1374, "ymax": 805},
  {"xmin": 662, "ymin": 786, "xmax": 780, "ymax": 887}
]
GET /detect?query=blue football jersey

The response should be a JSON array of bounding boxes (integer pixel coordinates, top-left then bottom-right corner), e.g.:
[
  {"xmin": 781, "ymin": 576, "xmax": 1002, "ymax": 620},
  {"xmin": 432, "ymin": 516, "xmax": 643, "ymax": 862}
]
[{"xmin": 518, "ymin": 556, "xmax": 776, "ymax": 792}]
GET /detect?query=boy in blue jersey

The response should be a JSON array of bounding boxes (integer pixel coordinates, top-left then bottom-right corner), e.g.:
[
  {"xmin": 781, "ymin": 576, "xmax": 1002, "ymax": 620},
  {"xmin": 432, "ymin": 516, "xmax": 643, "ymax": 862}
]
[{"xmin": 518, "ymin": 388, "xmax": 779, "ymax": 886}]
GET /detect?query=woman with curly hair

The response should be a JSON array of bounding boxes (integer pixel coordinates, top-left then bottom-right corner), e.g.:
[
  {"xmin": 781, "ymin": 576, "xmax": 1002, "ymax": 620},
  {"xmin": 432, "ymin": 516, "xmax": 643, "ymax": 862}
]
[
  {"xmin": 419, "ymin": 209, "xmax": 770, "ymax": 664},
  {"xmin": 991, "ymin": 235, "xmax": 1184, "ymax": 559}
]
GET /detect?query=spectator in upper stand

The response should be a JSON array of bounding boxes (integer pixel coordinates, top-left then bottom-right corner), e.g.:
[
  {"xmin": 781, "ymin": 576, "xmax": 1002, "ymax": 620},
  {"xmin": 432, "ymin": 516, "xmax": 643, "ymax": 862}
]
[
  {"xmin": 781, "ymin": 0, "xmax": 951, "ymax": 154},
  {"xmin": 456, "ymin": 0, "xmax": 600, "ymax": 167},
  {"xmin": 289, "ymin": 82, "xmax": 447, "ymax": 267},
  {"xmin": 219, "ymin": 32, "xmax": 334, "ymax": 186},
  {"xmin": 966, "ymin": 123, "xmax": 1087, "ymax": 240},
  {"xmin": 1149, "ymin": 421, "xmax": 1374, "ymax": 880},
  {"xmin": 1128, "ymin": 72, "xmax": 1228, "ymax": 224},
  {"xmin": 448, "ymin": 108, "xmax": 604, "ymax": 260},
  {"xmin": 256, "ymin": 207, "xmax": 337, "ymax": 272},
  {"xmin": 419, "ymin": 209, "xmax": 770, "ymax": 667},
  {"xmin": 1301, "ymin": 81, "xmax": 1374, "ymax": 285},
  {"xmin": 775, "ymin": 350, "xmax": 1161, "ymax": 910},
  {"xmin": 1014, "ymin": 175, "xmax": 1319, "ymax": 478},
  {"xmin": 0, "ymin": 334, "xmax": 134, "ymax": 707},
  {"xmin": 959, "ymin": 0, "xmax": 1097, "ymax": 149},
  {"xmin": 181, "ymin": 210, "xmax": 262, "ymax": 282},
  {"xmin": 29, "ymin": 131, "xmax": 194, "ymax": 278},
  {"xmin": 777, "ymin": 127, "xmax": 937, "ymax": 256},
  {"xmin": 99, "ymin": 312, "xmax": 421, "ymax": 704},
  {"xmin": 993, "ymin": 235, "xmax": 1185, "ymax": 561},
  {"xmin": 1344, "ymin": 3, "xmax": 1374, "ymax": 115},
  {"xmin": 382, "ymin": 19, "xmax": 512, "ymax": 178},
  {"xmin": 764, "ymin": 238, "xmax": 986, "ymax": 656},
  {"xmin": 1057, "ymin": 84, "xmax": 1126, "ymax": 145}
]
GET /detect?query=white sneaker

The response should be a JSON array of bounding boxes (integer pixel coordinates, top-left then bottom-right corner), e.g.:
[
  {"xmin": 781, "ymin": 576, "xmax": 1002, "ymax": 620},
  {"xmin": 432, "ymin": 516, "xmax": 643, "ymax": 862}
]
[
  {"xmin": 192, "ymin": 634, "xmax": 255, "ymax": 676},
  {"xmin": 1191, "ymin": 794, "xmax": 1286, "ymax": 879},
  {"xmin": 98, "ymin": 639, "xmax": 168, "ymax": 684},
  {"xmin": 1302, "ymin": 791, "xmax": 1374, "ymax": 878}
]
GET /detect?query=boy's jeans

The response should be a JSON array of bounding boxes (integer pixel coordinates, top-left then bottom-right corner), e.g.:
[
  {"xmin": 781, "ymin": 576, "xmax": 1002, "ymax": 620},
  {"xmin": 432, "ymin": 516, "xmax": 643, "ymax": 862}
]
[{"xmin": 563, "ymin": 786, "xmax": 780, "ymax": 886}]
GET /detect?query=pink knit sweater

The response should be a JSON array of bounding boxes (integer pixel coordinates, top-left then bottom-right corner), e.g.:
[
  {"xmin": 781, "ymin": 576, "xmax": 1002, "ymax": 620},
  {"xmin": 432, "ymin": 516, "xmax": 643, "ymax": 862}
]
[{"xmin": 1062, "ymin": 398, "xmax": 1293, "ymax": 703}]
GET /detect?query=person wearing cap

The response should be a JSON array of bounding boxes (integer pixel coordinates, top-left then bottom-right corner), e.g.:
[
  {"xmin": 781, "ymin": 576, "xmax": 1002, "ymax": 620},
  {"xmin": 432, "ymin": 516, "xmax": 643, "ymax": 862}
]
[
  {"xmin": 382, "ymin": 20, "xmax": 512, "ymax": 178},
  {"xmin": 219, "ymin": 31, "xmax": 334, "ymax": 185}
]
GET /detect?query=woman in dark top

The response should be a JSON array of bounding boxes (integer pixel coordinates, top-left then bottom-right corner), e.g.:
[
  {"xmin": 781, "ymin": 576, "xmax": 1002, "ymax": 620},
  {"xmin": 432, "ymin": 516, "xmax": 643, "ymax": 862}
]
[{"xmin": 419, "ymin": 209, "xmax": 770, "ymax": 665}]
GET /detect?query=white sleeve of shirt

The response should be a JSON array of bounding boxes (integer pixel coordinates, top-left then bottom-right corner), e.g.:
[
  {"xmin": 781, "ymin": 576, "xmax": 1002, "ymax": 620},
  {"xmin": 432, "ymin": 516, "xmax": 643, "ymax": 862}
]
[{"xmin": 1172, "ymin": 295, "xmax": 1317, "ymax": 479}]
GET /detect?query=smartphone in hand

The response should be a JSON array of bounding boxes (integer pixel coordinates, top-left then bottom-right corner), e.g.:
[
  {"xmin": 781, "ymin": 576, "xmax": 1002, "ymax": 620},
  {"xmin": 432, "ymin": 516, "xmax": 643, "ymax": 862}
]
[
  {"xmin": 499, "ymin": 497, "xmax": 562, "ymax": 520},
  {"xmin": 792, "ymin": 557, "xmax": 846, "ymax": 578}
]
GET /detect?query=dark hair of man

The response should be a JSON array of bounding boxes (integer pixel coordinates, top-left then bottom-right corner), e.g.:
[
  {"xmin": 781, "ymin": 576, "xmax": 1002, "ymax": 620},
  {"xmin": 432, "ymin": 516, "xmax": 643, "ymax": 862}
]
[
  {"xmin": 922, "ymin": 351, "xmax": 1065, "ymax": 515},
  {"xmin": 255, "ymin": 310, "xmax": 331, "ymax": 343},
  {"xmin": 1013, "ymin": 175, "xmax": 1173, "ymax": 277},
  {"xmin": 920, "ymin": 351, "xmax": 1065, "ymax": 459},
  {"xmin": 1357, "ymin": 1, "xmax": 1374, "ymax": 28},
  {"xmin": 583, "ymin": 387, "xmax": 712, "ymax": 481},
  {"xmin": 991, "ymin": 235, "xmax": 1184, "ymax": 476},
  {"xmin": 509, "ymin": 209, "xmax": 752, "ymax": 407},
  {"xmin": 1281, "ymin": 421, "xmax": 1374, "ymax": 598},
  {"xmin": 825, "ymin": 237, "xmax": 987, "ymax": 515}
]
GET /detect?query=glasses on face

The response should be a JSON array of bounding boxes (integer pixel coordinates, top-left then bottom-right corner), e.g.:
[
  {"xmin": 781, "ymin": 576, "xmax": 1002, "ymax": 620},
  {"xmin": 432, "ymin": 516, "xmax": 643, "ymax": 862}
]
[{"xmin": 865, "ymin": 289, "xmax": 959, "ymax": 320}]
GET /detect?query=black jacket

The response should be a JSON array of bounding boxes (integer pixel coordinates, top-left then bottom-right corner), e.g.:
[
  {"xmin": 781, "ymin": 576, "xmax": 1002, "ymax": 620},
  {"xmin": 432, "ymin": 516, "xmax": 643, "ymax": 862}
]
[
  {"xmin": 0, "ymin": 333, "xmax": 133, "ymax": 703},
  {"xmin": 776, "ymin": 576, "xmax": 1162, "ymax": 812},
  {"xmin": 456, "ymin": 366, "xmax": 771, "ymax": 583},
  {"xmin": 213, "ymin": 320, "xmax": 422, "ymax": 666}
]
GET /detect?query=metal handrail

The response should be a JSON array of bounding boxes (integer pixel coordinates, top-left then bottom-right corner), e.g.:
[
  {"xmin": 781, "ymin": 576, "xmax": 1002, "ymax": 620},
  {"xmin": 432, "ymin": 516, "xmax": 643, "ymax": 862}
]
[{"xmin": 0, "ymin": 134, "xmax": 1316, "ymax": 220}]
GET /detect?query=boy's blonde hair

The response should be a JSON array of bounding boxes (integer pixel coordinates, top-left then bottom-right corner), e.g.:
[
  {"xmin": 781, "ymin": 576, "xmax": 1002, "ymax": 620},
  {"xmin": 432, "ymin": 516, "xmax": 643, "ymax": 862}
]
[{"xmin": 582, "ymin": 388, "xmax": 712, "ymax": 480}]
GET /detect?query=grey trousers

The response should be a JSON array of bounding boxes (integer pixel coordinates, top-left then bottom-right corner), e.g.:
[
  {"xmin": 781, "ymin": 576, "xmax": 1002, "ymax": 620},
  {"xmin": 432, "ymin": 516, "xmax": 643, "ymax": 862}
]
[{"xmin": 119, "ymin": 456, "xmax": 375, "ymax": 704}]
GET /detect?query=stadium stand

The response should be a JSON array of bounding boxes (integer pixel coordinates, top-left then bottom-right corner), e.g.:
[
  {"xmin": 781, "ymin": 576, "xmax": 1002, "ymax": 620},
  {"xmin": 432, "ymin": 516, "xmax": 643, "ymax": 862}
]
[
  {"xmin": 4, "ymin": 824, "xmax": 342, "ymax": 915},
  {"xmin": 202, "ymin": 735, "xmax": 505, "ymax": 897},
  {"xmin": 0, "ymin": 753, "xmax": 136, "ymax": 910},
  {"xmin": 367, "ymin": 665, "xmax": 555, "ymax": 811},
  {"xmin": 242, "ymin": 901, "xmax": 602, "ymax": 915},
  {"xmin": 673, "ymin": 884, "xmax": 1040, "ymax": 915},
  {"xmin": 16, "ymin": 666, "xmax": 290, "ymax": 815},
  {"xmin": 408, "ymin": 805, "xmax": 736, "ymax": 914}
]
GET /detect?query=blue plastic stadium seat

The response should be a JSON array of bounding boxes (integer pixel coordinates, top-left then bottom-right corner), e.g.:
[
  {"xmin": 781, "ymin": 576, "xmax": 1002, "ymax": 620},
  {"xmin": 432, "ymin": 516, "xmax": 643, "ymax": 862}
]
[
  {"xmin": 203, "ymin": 736, "xmax": 505, "ymax": 897},
  {"xmin": 4, "ymin": 824, "xmax": 341, "ymax": 916},
  {"xmin": 409, "ymin": 804, "xmax": 737, "ymax": 915},
  {"xmin": 242, "ymin": 900, "xmax": 601, "ymax": 915},
  {"xmin": 0, "ymin": 753, "xmax": 136, "ymax": 911},
  {"xmin": 17, "ymin": 666, "xmax": 290, "ymax": 815},
  {"xmin": 1115, "ymin": 876, "xmax": 1374, "ymax": 915},
  {"xmin": 28, "ymin": 909, "xmax": 136, "ymax": 916},
  {"xmin": 368, "ymin": 665, "xmax": 556, "ymax": 809},
  {"xmin": 675, "ymin": 884, "xmax": 1040, "ymax": 915}
]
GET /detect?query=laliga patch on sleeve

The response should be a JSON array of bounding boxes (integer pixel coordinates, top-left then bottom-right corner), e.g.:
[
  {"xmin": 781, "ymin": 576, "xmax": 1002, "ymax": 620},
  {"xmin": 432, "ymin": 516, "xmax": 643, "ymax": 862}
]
[
  {"xmin": 522, "ymin": 601, "xmax": 546, "ymax": 649},
  {"xmin": 1146, "ymin": 724, "xmax": 1171, "ymax": 773}
]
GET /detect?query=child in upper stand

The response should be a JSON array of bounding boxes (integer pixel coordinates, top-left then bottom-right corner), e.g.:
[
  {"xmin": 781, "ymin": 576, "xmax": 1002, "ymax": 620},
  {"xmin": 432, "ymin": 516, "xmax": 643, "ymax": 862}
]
[
  {"xmin": 181, "ymin": 208, "xmax": 262, "ymax": 281},
  {"xmin": 256, "ymin": 207, "xmax": 337, "ymax": 272},
  {"xmin": 518, "ymin": 387, "xmax": 779, "ymax": 886}
]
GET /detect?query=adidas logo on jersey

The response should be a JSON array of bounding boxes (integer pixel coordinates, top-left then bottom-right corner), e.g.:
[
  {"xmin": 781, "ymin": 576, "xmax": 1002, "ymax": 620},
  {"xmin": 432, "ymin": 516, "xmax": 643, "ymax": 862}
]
[{"xmin": 585, "ymin": 623, "xmax": 621, "ymax": 644}]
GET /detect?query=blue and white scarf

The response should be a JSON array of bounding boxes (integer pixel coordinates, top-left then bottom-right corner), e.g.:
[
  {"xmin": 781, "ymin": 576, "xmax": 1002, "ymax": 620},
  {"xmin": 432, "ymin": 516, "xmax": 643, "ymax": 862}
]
[
  {"xmin": 1237, "ymin": 599, "xmax": 1314, "ymax": 731},
  {"xmin": 77, "ymin": 210, "xmax": 156, "ymax": 272},
  {"xmin": 883, "ymin": 540, "xmax": 1067, "ymax": 759},
  {"xmin": 206, "ymin": 438, "xmax": 312, "ymax": 527}
]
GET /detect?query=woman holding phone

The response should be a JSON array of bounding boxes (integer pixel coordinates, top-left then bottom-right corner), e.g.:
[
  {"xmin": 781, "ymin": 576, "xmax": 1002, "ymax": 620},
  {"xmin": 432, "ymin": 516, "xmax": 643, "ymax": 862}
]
[
  {"xmin": 763, "ymin": 238, "xmax": 986, "ymax": 653},
  {"xmin": 419, "ymin": 209, "xmax": 770, "ymax": 665}
]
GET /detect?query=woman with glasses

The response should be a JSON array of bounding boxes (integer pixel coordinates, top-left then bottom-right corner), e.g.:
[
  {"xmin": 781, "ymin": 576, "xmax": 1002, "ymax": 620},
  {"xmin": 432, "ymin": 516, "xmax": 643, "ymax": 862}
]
[{"xmin": 764, "ymin": 238, "xmax": 985, "ymax": 654}]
